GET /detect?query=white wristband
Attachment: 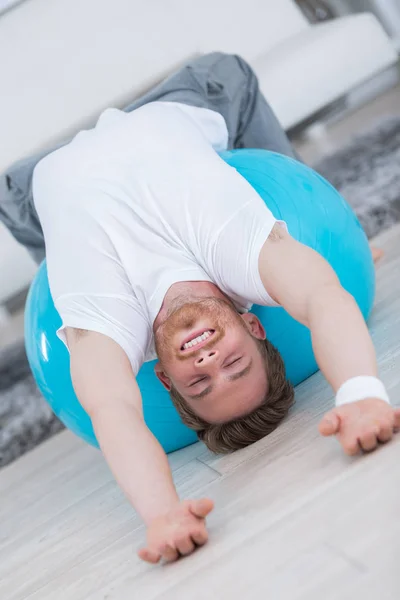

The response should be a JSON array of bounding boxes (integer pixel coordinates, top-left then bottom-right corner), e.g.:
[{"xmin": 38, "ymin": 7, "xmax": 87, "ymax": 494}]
[{"xmin": 335, "ymin": 376, "xmax": 390, "ymax": 407}]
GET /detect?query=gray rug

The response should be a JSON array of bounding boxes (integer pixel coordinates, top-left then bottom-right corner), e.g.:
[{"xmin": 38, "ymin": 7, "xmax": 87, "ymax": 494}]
[
  {"xmin": 0, "ymin": 342, "xmax": 64, "ymax": 467},
  {"xmin": 316, "ymin": 116, "xmax": 400, "ymax": 238},
  {"xmin": 1, "ymin": 115, "xmax": 400, "ymax": 469}
]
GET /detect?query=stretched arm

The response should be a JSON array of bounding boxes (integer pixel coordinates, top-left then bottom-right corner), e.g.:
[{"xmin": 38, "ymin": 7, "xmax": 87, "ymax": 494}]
[
  {"xmin": 258, "ymin": 225, "xmax": 377, "ymax": 390},
  {"xmin": 258, "ymin": 225, "xmax": 400, "ymax": 453},
  {"xmin": 67, "ymin": 329, "xmax": 179, "ymax": 522},
  {"xmin": 67, "ymin": 329, "xmax": 213, "ymax": 562}
]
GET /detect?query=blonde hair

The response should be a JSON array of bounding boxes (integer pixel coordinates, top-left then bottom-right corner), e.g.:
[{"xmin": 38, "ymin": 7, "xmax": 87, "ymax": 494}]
[{"xmin": 169, "ymin": 338, "xmax": 294, "ymax": 453}]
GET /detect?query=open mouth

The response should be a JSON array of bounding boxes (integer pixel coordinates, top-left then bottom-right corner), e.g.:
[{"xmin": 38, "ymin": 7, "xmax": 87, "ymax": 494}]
[{"xmin": 180, "ymin": 329, "xmax": 215, "ymax": 352}]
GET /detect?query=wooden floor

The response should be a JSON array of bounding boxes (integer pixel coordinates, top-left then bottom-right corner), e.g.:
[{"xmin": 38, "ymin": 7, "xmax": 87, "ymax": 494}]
[{"xmin": 1, "ymin": 223, "xmax": 400, "ymax": 600}]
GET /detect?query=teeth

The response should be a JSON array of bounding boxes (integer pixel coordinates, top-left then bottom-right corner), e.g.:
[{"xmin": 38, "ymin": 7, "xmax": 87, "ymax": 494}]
[{"xmin": 183, "ymin": 330, "xmax": 212, "ymax": 350}]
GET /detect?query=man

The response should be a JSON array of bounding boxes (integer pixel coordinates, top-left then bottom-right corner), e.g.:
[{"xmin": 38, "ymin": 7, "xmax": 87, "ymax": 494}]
[{"xmin": 1, "ymin": 53, "xmax": 398, "ymax": 565}]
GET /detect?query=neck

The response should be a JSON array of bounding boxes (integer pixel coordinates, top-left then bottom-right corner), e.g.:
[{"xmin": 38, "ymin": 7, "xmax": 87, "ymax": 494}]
[{"xmin": 153, "ymin": 281, "xmax": 229, "ymax": 332}]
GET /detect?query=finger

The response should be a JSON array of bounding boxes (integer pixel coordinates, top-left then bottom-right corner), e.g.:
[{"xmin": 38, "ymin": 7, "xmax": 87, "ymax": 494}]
[
  {"xmin": 359, "ymin": 429, "xmax": 379, "ymax": 453},
  {"xmin": 189, "ymin": 498, "xmax": 214, "ymax": 519},
  {"xmin": 377, "ymin": 421, "xmax": 394, "ymax": 444},
  {"xmin": 191, "ymin": 527, "xmax": 209, "ymax": 547},
  {"xmin": 337, "ymin": 432, "xmax": 360, "ymax": 456},
  {"xmin": 371, "ymin": 246, "xmax": 384, "ymax": 263},
  {"xmin": 318, "ymin": 410, "xmax": 340, "ymax": 437},
  {"xmin": 161, "ymin": 544, "xmax": 179, "ymax": 563},
  {"xmin": 138, "ymin": 547, "xmax": 161, "ymax": 564},
  {"xmin": 394, "ymin": 408, "xmax": 400, "ymax": 430},
  {"xmin": 176, "ymin": 535, "xmax": 196, "ymax": 557}
]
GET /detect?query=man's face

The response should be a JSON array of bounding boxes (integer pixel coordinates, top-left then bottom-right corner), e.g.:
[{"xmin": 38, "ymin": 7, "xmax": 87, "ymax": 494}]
[{"xmin": 154, "ymin": 298, "xmax": 268, "ymax": 423}]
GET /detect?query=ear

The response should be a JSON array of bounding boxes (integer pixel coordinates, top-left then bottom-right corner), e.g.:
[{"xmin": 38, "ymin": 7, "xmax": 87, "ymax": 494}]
[
  {"xmin": 154, "ymin": 362, "xmax": 172, "ymax": 391},
  {"xmin": 241, "ymin": 313, "xmax": 266, "ymax": 340}
]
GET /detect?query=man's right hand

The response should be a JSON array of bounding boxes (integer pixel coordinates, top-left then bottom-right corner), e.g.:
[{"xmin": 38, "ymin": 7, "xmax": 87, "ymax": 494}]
[{"xmin": 138, "ymin": 498, "xmax": 214, "ymax": 564}]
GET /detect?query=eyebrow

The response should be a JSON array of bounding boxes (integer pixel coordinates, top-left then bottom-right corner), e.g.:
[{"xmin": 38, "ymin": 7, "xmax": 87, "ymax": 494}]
[{"xmin": 187, "ymin": 359, "xmax": 253, "ymax": 400}]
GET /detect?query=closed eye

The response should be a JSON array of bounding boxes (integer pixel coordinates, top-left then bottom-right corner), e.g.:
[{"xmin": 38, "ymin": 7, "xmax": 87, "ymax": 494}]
[
  {"xmin": 226, "ymin": 357, "xmax": 242, "ymax": 368},
  {"xmin": 188, "ymin": 357, "xmax": 243, "ymax": 388},
  {"xmin": 189, "ymin": 376, "xmax": 208, "ymax": 387}
]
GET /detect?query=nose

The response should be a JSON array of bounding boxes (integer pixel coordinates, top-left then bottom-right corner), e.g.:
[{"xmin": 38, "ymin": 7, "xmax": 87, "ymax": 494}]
[{"xmin": 194, "ymin": 349, "xmax": 219, "ymax": 367}]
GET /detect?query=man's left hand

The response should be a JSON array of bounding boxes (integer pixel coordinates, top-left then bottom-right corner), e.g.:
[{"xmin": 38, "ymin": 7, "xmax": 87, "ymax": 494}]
[{"xmin": 319, "ymin": 398, "xmax": 400, "ymax": 455}]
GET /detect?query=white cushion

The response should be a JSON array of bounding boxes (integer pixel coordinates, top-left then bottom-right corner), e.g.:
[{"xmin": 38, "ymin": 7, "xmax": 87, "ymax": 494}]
[
  {"xmin": 0, "ymin": 225, "xmax": 36, "ymax": 304},
  {"xmin": 253, "ymin": 13, "xmax": 398, "ymax": 130},
  {"xmin": 184, "ymin": 0, "xmax": 308, "ymax": 60}
]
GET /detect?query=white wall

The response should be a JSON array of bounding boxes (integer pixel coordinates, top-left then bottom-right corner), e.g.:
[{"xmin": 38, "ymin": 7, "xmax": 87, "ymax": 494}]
[
  {"xmin": 0, "ymin": 0, "xmax": 307, "ymax": 172},
  {"xmin": 0, "ymin": 0, "xmax": 24, "ymax": 17}
]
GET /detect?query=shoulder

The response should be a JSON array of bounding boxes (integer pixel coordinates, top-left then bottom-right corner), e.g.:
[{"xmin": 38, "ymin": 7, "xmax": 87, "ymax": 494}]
[{"xmin": 32, "ymin": 144, "xmax": 79, "ymax": 203}]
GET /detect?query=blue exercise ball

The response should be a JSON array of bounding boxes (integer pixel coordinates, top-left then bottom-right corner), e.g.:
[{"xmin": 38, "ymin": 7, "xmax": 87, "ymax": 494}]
[{"xmin": 25, "ymin": 149, "xmax": 375, "ymax": 453}]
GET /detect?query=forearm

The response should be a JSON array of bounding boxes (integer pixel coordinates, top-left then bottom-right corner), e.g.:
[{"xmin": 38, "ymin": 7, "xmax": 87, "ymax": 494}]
[
  {"xmin": 92, "ymin": 403, "xmax": 179, "ymax": 525},
  {"xmin": 308, "ymin": 284, "xmax": 377, "ymax": 392}
]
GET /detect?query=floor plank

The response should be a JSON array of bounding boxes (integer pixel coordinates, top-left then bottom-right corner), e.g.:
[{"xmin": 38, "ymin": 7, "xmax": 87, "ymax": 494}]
[
  {"xmin": 0, "ymin": 455, "xmax": 219, "ymax": 600},
  {"xmin": 100, "ymin": 434, "xmax": 400, "ymax": 600}
]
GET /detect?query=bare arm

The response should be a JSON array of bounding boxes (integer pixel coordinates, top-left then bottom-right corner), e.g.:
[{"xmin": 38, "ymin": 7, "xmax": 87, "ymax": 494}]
[
  {"xmin": 66, "ymin": 329, "xmax": 179, "ymax": 524},
  {"xmin": 66, "ymin": 329, "xmax": 213, "ymax": 563},
  {"xmin": 258, "ymin": 224, "xmax": 377, "ymax": 391},
  {"xmin": 257, "ymin": 226, "xmax": 400, "ymax": 454}
]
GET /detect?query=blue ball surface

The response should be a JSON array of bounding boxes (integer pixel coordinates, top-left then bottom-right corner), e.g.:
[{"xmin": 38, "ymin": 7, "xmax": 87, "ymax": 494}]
[{"xmin": 25, "ymin": 150, "xmax": 375, "ymax": 453}]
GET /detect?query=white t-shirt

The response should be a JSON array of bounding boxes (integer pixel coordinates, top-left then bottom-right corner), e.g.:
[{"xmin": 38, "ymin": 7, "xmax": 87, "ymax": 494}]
[{"xmin": 32, "ymin": 102, "xmax": 281, "ymax": 375}]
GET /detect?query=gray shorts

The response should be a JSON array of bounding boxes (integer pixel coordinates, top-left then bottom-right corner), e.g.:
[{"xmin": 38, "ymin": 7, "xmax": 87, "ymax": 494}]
[{"xmin": 0, "ymin": 52, "xmax": 296, "ymax": 264}]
